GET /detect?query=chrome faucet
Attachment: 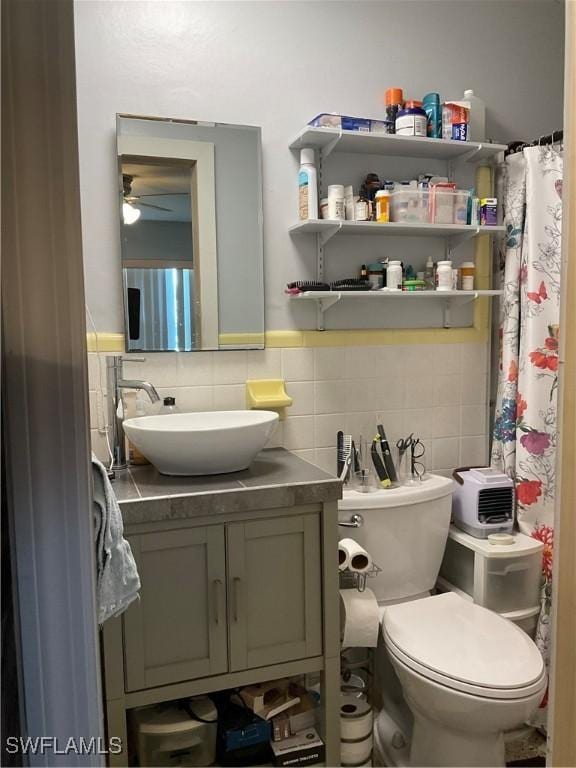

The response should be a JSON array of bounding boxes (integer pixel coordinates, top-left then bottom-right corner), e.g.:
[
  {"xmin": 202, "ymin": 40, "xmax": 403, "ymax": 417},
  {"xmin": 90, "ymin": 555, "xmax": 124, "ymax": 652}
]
[{"xmin": 106, "ymin": 355, "xmax": 160, "ymax": 470}]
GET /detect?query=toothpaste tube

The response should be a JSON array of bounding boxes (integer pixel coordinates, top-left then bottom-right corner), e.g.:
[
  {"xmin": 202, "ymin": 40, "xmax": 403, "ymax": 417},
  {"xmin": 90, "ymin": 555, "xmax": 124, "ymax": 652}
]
[{"xmin": 442, "ymin": 102, "xmax": 469, "ymax": 141}]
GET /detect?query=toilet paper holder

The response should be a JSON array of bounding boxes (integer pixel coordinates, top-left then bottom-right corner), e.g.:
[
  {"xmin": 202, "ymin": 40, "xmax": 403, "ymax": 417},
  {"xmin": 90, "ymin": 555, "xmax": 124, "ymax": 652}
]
[{"xmin": 340, "ymin": 563, "xmax": 381, "ymax": 594}]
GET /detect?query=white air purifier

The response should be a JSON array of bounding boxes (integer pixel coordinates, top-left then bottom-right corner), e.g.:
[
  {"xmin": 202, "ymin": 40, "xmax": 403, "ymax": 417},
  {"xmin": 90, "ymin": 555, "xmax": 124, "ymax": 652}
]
[{"xmin": 452, "ymin": 467, "xmax": 514, "ymax": 538}]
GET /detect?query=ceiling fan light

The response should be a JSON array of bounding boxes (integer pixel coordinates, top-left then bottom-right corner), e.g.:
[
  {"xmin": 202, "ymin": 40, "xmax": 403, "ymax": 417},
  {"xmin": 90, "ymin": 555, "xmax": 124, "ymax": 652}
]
[{"xmin": 123, "ymin": 201, "xmax": 141, "ymax": 225}]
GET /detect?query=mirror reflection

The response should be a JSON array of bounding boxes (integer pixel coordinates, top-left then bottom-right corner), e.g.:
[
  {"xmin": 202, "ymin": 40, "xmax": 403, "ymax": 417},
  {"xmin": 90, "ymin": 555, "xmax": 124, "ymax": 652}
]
[
  {"xmin": 117, "ymin": 115, "xmax": 265, "ymax": 351},
  {"xmin": 122, "ymin": 160, "xmax": 199, "ymax": 351}
]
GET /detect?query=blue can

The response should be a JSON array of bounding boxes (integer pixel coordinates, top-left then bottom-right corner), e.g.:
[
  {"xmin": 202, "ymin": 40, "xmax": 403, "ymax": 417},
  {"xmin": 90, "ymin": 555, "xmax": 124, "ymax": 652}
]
[{"xmin": 422, "ymin": 93, "xmax": 441, "ymax": 139}]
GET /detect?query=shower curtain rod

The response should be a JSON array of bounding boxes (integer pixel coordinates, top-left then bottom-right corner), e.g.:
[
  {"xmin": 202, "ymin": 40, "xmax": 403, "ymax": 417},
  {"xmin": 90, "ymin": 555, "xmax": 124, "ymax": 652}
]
[{"xmin": 506, "ymin": 130, "xmax": 563, "ymax": 156}]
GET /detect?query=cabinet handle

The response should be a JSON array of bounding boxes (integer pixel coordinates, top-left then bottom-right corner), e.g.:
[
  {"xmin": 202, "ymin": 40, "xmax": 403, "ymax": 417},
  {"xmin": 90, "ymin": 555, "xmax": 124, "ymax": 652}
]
[
  {"xmin": 233, "ymin": 577, "xmax": 241, "ymax": 623},
  {"xmin": 212, "ymin": 579, "xmax": 223, "ymax": 625}
]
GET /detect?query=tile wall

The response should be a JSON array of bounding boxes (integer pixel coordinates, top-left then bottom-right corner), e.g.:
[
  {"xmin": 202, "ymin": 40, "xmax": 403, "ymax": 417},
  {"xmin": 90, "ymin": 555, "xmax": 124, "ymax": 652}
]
[{"xmin": 88, "ymin": 342, "xmax": 489, "ymax": 477}]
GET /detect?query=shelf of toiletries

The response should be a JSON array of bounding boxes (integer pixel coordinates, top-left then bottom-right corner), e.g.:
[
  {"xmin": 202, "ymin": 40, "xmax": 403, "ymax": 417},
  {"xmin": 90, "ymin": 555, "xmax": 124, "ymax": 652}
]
[
  {"xmin": 289, "ymin": 289, "xmax": 503, "ymax": 302},
  {"xmin": 289, "ymin": 220, "xmax": 505, "ymax": 238},
  {"xmin": 289, "ymin": 288, "xmax": 503, "ymax": 326},
  {"xmin": 289, "ymin": 126, "xmax": 507, "ymax": 161}
]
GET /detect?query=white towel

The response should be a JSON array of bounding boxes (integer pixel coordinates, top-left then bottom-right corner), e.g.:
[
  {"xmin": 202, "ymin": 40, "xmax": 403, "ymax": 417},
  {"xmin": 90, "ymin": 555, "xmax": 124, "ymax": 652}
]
[{"xmin": 92, "ymin": 455, "xmax": 140, "ymax": 624}]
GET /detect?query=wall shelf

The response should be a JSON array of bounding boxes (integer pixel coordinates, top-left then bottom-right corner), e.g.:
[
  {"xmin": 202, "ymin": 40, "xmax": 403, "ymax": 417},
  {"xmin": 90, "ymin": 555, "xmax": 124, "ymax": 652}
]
[
  {"xmin": 289, "ymin": 289, "xmax": 503, "ymax": 328},
  {"xmin": 289, "ymin": 126, "xmax": 507, "ymax": 162},
  {"xmin": 288, "ymin": 123, "xmax": 504, "ymax": 330},
  {"xmin": 289, "ymin": 220, "xmax": 505, "ymax": 247}
]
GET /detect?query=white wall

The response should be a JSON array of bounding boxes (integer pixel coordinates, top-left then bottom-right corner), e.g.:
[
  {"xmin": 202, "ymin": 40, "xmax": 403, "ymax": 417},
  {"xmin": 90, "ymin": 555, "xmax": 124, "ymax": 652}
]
[
  {"xmin": 124, "ymin": 220, "xmax": 193, "ymax": 262},
  {"xmin": 75, "ymin": 0, "xmax": 565, "ymax": 333}
]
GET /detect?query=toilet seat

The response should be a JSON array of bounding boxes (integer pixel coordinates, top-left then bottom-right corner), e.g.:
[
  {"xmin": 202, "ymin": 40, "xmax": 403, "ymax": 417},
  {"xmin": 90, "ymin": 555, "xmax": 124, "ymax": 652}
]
[{"xmin": 382, "ymin": 592, "xmax": 546, "ymax": 701}]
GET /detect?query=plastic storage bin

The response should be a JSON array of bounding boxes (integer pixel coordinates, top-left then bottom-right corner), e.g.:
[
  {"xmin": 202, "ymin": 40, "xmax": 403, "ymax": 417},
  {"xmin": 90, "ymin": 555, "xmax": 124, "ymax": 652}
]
[
  {"xmin": 438, "ymin": 525, "xmax": 543, "ymax": 615},
  {"xmin": 130, "ymin": 698, "xmax": 218, "ymax": 767},
  {"xmin": 429, "ymin": 188, "xmax": 471, "ymax": 225},
  {"xmin": 390, "ymin": 189, "xmax": 429, "ymax": 223}
]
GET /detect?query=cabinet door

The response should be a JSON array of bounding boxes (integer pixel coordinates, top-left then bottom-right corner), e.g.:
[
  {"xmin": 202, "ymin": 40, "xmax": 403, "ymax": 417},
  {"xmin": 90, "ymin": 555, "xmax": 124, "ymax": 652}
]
[
  {"xmin": 123, "ymin": 526, "xmax": 227, "ymax": 691},
  {"xmin": 227, "ymin": 514, "xmax": 322, "ymax": 672}
]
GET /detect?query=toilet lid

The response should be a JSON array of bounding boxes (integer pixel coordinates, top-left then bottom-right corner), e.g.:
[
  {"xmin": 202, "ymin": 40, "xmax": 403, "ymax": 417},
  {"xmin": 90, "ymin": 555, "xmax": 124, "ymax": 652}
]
[{"xmin": 383, "ymin": 592, "xmax": 545, "ymax": 697}]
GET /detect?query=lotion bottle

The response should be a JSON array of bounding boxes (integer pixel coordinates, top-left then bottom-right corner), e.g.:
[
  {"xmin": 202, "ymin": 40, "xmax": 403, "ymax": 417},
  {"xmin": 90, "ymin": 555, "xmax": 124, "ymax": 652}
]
[{"xmin": 298, "ymin": 148, "xmax": 318, "ymax": 220}]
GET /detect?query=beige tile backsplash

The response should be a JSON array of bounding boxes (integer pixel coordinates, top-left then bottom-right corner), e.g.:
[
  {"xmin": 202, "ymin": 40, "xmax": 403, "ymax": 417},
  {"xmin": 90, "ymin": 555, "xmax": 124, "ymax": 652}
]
[{"xmin": 88, "ymin": 343, "xmax": 489, "ymax": 477}]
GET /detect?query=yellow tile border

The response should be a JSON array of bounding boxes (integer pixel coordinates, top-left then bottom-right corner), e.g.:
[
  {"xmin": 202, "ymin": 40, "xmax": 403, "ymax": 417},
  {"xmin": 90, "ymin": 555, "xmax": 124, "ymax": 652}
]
[
  {"xmin": 219, "ymin": 332, "xmax": 265, "ymax": 346},
  {"xmin": 87, "ymin": 324, "xmax": 488, "ymax": 353},
  {"xmin": 86, "ymin": 332, "xmax": 124, "ymax": 352}
]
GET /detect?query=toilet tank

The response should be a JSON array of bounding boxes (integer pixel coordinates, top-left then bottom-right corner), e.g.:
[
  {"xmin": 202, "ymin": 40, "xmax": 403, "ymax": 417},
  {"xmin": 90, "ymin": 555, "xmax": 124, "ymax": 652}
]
[{"xmin": 338, "ymin": 476, "xmax": 453, "ymax": 603}]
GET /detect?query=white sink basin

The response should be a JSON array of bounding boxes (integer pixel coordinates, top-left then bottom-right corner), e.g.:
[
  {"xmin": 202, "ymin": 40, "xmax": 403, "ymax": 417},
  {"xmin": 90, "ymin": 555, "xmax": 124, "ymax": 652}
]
[{"xmin": 122, "ymin": 410, "xmax": 279, "ymax": 476}]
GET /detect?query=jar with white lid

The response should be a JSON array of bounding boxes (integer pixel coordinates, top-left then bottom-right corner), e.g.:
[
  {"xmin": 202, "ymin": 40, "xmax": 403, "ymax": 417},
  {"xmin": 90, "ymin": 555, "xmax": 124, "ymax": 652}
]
[
  {"xmin": 461, "ymin": 261, "xmax": 476, "ymax": 290},
  {"xmin": 436, "ymin": 260, "xmax": 453, "ymax": 291},
  {"xmin": 327, "ymin": 184, "xmax": 345, "ymax": 220},
  {"xmin": 386, "ymin": 260, "xmax": 403, "ymax": 291}
]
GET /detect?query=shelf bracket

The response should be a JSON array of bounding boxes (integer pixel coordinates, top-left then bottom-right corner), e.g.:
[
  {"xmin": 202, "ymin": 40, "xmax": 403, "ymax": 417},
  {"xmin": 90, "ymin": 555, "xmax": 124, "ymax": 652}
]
[
  {"xmin": 447, "ymin": 227, "xmax": 480, "ymax": 254},
  {"xmin": 451, "ymin": 143, "xmax": 485, "ymax": 170},
  {"xmin": 316, "ymin": 293, "xmax": 342, "ymax": 331},
  {"xmin": 315, "ymin": 222, "xmax": 342, "ymax": 299},
  {"xmin": 443, "ymin": 298, "xmax": 453, "ymax": 328},
  {"xmin": 443, "ymin": 293, "xmax": 479, "ymax": 327},
  {"xmin": 319, "ymin": 130, "xmax": 342, "ymax": 160},
  {"xmin": 319, "ymin": 222, "xmax": 342, "ymax": 247}
]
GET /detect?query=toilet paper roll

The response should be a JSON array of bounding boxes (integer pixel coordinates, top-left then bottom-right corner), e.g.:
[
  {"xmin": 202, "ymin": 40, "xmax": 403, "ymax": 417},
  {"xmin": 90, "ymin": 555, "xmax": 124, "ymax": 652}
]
[
  {"xmin": 338, "ymin": 539, "xmax": 351, "ymax": 570},
  {"xmin": 339, "ymin": 538, "xmax": 372, "ymax": 573},
  {"xmin": 341, "ymin": 733, "xmax": 373, "ymax": 766},
  {"xmin": 340, "ymin": 588, "xmax": 379, "ymax": 648},
  {"xmin": 340, "ymin": 694, "xmax": 373, "ymax": 741}
]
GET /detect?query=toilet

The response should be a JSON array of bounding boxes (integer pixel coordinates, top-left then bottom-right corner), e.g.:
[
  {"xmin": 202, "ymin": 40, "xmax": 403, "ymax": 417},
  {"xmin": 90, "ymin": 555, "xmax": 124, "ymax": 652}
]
[{"xmin": 338, "ymin": 476, "xmax": 546, "ymax": 768}]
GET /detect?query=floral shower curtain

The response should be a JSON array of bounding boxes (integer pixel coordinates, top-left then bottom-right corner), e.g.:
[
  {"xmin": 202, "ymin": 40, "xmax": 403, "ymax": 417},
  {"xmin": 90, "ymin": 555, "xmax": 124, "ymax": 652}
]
[{"xmin": 491, "ymin": 145, "xmax": 562, "ymax": 730}]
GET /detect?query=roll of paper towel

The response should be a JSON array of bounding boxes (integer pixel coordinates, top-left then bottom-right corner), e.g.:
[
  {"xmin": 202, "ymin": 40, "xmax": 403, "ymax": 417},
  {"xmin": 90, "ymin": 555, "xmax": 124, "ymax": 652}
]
[
  {"xmin": 340, "ymin": 588, "xmax": 379, "ymax": 647},
  {"xmin": 338, "ymin": 538, "xmax": 372, "ymax": 572}
]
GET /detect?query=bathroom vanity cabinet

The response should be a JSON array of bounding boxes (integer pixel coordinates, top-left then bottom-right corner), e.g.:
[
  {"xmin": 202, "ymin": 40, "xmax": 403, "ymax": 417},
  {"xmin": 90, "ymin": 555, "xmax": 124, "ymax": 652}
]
[{"xmin": 101, "ymin": 449, "xmax": 341, "ymax": 766}]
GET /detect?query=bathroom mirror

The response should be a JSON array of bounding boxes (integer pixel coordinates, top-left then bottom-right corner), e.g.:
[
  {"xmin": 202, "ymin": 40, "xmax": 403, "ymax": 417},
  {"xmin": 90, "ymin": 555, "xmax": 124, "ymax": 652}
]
[{"xmin": 117, "ymin": 115, "xmax": 264, "ymax": 351}]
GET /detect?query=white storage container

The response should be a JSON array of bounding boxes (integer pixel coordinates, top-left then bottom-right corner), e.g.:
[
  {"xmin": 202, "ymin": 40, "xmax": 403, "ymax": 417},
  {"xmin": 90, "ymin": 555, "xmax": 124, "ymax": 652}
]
[
  {"xmin": 130, "ymin": 698, "xmax": 218, "ymax": 767},
  {"xmin": 390, "ymin": 189, "xmax": 429, "ymax": 223},
  {"xmin": 438, "ymin": 525, "xmax": 543, "ymax": 615}
]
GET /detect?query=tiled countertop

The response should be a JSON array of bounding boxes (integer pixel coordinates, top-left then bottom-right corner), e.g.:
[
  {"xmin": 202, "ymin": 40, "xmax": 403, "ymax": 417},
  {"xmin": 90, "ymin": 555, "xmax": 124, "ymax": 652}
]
[{"xmin": 112, "ymin": 448, "xmax": 342, "ymax": 526}]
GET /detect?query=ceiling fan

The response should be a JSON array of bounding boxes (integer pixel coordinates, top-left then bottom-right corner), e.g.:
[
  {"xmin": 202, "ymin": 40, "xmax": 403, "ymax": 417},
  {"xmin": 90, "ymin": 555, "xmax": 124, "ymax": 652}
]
[{"xmin": 122, "ymin": 174, "xmax": 173, "ymax": 213}]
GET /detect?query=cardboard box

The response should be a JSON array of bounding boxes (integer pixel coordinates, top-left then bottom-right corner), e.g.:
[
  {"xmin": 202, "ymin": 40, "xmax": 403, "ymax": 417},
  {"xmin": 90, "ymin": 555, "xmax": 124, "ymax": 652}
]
[
  {"xmin": 288, "ymin": 692, "xmax": 318, "ymax": 734},
  {"xmin": 271, "ymin": 727, "xmax": 325, "ymax": 767},
  {"xmin": 238, "ymin": 679, "xmax": 300, "ymax": 721},
  {"xmin": 442, "ymin": 102, "xmax": 469, "ymax": 141},
  {"xmin": 480, "ymin": 197, "xmax": 498, "ymax": 226}
]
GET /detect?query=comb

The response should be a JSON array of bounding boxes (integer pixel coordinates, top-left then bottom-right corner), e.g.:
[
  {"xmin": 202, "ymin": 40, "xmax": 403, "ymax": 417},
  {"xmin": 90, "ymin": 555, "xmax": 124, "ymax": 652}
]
[
  {"xmin": 285, "ymin": 281, "xmax": 331, "ymax": 295},
  {"xmin": 338, "ymin": 434, "xmax": 353, "ymax": 483},
  {"xmin": 330, "ymin": 279, "xmax": 372, "ymax": 291}
]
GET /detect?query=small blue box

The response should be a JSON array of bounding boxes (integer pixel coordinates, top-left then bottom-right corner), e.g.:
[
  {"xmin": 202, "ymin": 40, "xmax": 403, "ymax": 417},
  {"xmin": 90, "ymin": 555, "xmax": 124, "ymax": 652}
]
[
  {"xmin": 451, "ymin": 123, "xmax": 468, "ymax": 142},
  {"xmin": 224, "ymin": 719, "xmax": 271, "ymax": 751}
]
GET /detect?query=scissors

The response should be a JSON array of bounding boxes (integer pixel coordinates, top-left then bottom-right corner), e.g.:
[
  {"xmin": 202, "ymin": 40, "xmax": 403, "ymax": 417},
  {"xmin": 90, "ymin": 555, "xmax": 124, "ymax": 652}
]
[{"xmin": 396, "ymin": 433, "xmax": 414, "ymax": 456}]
